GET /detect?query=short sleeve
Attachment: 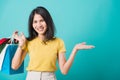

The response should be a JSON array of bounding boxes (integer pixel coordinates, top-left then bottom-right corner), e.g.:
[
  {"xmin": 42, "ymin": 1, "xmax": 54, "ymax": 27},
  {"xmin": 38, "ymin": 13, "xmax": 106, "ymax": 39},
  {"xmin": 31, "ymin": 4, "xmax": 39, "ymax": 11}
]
[{"xmin": 57, "ymin": 38, "xmax": 66, "ymax": 53}]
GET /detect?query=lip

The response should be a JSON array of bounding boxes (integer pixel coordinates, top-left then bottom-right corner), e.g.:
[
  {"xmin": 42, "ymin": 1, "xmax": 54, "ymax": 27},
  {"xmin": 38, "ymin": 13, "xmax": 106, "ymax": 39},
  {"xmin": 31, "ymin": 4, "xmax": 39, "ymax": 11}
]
[{"xmin": 37, "ymin": 27, "xmax": 44, "ymax": 31}]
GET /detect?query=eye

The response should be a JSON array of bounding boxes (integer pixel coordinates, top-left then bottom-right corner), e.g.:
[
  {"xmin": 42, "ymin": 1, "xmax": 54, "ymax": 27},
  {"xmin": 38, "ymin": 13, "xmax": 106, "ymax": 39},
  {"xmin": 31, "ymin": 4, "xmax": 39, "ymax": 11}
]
[
  {"xmin": 40, "ymin": 19, "xmax": 44, "ymax": 22},
  {"xmin": 33, "ymin": 20, "xmax": 37, "ymax": 23}
]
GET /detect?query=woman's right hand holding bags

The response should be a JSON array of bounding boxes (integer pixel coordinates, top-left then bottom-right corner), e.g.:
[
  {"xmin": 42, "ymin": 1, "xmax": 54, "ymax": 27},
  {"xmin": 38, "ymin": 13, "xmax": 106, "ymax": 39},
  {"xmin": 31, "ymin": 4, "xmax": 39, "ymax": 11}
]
[{"xmin": 12, "ymin": 31, "xmax": 26, "ymax": 49}]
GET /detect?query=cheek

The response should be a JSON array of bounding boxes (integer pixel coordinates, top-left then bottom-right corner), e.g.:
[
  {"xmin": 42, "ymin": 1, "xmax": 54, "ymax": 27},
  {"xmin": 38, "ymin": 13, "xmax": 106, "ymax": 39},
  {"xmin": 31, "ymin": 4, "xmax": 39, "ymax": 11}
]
[
  {"xmin": 32, "ymin": 25, "xmax": 37, "ymax": 31},
  {"xmin": 44, "ymin": 23, "xmax": 47, "ymax": 30},
  {"xmin": 32, "ymin": 24, "xmax": 35, "ymax": 28},
  {"xmin": 32, "ymin": 23, "xmax": 36, "ymax": 28},
  {"xmin": 44, "ymin": 26, "xmax": 47, "ymax": 32}
]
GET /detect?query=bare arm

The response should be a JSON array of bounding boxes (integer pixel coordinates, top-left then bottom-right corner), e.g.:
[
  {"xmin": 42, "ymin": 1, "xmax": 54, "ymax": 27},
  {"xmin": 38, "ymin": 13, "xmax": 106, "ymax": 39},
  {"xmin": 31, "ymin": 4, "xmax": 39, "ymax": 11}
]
[
  {"xmin": 58, "ymin": 42, "xmax": 95, "ymax": 75},
  {"xmin": 11, "ymin": 47, "xmax": 27, "ymax": 70},
  {"xmin": 11, "ymin": 31, "xmax": 27, "ymax": 70}
]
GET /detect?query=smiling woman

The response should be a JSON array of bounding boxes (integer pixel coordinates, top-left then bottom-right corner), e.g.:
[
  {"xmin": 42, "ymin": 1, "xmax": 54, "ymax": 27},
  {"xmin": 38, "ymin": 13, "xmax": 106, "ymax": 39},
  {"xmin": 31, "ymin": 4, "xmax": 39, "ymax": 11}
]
[
  {"xmin": 32, "ymin": 14, "xmax": 47, "ymax": 36},
  {"xmin": 28, "ymin": 7, "xmax": 55, "ymax": 42},
  {"xmin": 11, "ymin": 6, "xmax": 94, "ymax": 80},
  {"xmin": 0, "ymin": 0, "xmax": 120, "ymax": 80}
]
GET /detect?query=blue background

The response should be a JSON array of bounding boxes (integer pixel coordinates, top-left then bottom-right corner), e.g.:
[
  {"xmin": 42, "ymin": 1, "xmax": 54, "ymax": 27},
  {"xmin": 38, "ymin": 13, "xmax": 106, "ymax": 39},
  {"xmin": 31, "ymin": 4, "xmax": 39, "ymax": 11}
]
[{"xmin": 0, "ymin": 0, "xmax": 120, "ymax": 80}]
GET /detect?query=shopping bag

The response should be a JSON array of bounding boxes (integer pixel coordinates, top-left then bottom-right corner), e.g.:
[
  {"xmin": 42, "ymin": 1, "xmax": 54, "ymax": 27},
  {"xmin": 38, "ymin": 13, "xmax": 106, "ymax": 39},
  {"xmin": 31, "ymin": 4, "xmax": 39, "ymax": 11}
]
[
  {"xmin": 0, "ymin": 44, "xmax": 9, "ymax": 70},
  {"xmin": 0, "ymin": 38, "xmax": 11, "ymax": 70},
  {"xmin": 0, "ymin": 38, "xmax": 9, "ymax": 45},
  {"xmin": 0, "ymin": 40, "xmax": 24, "ymax": 75},
  {"xmin": 0, "ymin": 43, "xmax": 6, "ymax": 53}
]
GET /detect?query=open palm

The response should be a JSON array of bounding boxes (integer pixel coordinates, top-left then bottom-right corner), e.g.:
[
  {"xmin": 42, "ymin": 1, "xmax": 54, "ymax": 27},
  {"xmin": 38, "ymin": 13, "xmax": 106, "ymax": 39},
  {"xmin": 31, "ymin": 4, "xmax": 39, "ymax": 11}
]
[{"xmin": 74, "ymin": 42, "xmax": 95, "ymax": 51}]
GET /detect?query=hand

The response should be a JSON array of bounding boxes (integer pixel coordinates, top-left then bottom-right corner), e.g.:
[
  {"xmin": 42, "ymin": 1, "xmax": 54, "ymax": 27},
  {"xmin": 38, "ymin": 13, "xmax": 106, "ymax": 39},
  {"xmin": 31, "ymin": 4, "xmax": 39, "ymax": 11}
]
[
  {"xmin": 74, "ymin": 42, "xmax": 95, "ymax": 51},
  {"xmin": 12, "ymin": 31, "xmax": 26, "ymax": 47}
]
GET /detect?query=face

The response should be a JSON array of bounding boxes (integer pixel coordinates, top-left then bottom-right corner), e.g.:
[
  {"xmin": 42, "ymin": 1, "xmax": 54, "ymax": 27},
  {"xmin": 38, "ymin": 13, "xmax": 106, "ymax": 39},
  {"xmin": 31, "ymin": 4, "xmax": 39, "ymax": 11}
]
[{"xmin": 32, "ymin": 13, "xmax": 47, "ymax": 36}]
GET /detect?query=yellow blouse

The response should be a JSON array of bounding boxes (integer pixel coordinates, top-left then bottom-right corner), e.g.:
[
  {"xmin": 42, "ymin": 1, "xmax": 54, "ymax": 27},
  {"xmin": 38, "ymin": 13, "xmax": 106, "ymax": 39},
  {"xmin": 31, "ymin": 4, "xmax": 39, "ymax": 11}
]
[{"xmin": 25, "ymin": 37, "xmax": 66, "ymax": 72}]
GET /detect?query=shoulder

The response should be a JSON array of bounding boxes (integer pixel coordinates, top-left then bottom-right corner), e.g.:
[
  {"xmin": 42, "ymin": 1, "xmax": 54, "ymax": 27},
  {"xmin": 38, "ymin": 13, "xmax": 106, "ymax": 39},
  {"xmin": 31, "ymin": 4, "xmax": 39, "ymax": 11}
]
[
  {"xmin": 53, "ymin": 37, "xmax": 64, "ymax": 43},
  {"xmin": 52, "ymin": 37, "xmax": 65, "ymax": 46}
]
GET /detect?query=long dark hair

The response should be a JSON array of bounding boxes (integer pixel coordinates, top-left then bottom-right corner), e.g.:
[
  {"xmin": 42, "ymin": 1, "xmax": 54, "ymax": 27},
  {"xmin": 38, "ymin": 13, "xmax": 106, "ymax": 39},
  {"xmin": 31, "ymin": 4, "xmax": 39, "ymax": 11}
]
[{"xmin": 27, "ymin": 6, "xmax": 56, "ymax": 41}]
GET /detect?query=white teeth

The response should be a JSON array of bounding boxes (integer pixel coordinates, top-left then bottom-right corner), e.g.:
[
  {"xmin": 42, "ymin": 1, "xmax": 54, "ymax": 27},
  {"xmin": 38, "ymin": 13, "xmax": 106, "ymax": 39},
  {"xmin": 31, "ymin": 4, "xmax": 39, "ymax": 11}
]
[{"xmin": 38, "ymin": 27, "xmax": 44, "ymax": 31}]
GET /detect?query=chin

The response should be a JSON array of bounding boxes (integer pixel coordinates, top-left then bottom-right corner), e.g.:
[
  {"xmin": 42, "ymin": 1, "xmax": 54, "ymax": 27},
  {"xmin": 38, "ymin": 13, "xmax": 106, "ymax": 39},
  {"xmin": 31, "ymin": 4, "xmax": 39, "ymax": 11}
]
[
  {"xmin": 38, "ymin": 32, "xmax": 45, "ymax": 35},
  {"xmin": 37, "ymin": 30, "xmax": 46, "ymax": 35}
]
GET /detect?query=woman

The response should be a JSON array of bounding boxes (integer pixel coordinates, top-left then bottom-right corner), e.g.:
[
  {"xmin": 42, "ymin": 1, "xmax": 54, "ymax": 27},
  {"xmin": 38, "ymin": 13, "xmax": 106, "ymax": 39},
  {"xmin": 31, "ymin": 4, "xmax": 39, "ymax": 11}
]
[{"xmin": 11, "ymin": 6, "xmax": 95, "ymax": 80}]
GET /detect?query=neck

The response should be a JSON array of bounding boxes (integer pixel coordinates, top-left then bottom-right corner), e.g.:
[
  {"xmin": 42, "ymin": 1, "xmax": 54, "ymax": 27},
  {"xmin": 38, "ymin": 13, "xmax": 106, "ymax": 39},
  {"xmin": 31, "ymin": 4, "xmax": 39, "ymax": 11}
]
[{"xmin": 38, "ymin": 34, "xmax": 45, "ymax": 41}]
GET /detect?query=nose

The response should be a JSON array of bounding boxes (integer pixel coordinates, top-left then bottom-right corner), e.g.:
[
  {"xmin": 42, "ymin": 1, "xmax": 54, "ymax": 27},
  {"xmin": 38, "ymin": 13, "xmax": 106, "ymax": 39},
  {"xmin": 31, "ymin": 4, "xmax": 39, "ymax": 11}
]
[{"xmin": 37, "ymin": 21, "xmax": 42, "ymax": 26}]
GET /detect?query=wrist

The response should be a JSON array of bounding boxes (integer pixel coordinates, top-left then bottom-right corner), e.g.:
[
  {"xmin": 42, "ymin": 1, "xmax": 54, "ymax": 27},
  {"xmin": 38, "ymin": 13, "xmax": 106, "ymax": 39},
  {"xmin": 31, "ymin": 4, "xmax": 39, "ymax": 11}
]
[
  {"xmin": 18, "ymin": 44, "xmax": 26, "ymax": 50},
  {"xmin": 18, "ymin": 45, "xmax": 23, "ymax": 50},
  {"xmin": 73, "ymin": 48, "xmax": 77, "ymax": 54}
]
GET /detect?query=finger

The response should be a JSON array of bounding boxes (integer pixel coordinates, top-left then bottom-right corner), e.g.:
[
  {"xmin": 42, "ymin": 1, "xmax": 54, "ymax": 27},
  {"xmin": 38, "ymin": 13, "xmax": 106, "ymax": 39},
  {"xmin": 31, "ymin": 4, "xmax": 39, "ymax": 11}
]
[
  {"xmin": 13, "ymin": 31, "xmax": 18, "ymax": 34},
  {"xmin": 14, "ymin": 31, "xmax": 18, "ymax": 34},
  {"xmin": 19, "ymin": 32, "xmax": 22, "ymax": 36},
  {"xmin": 14, "ymin": 35, "xmax": 20, "ymax": 40},
  {"xmin": 20, "ymin": 32, "xmax": 26, "ymax": 41},
  {"xmin": 13, "ymin": 33, "xmax": 19, "ymax": 38},
  {"xmin": 88, "ymin": 45, "xmax": 95, "ymax": 48},
  {"xmin": 81, "ymin": 42, "xmax": 86, "ymax": 45},
  {"xmin": 21, "ymin": 32, "xmax": 26, "ymax": 39},
  {"xmin": 13, "ymin": 31, "xmax": 18, "ymax": 36},
  {"xmin": 13, "ymin": 32, "xmax": 20, "ymax": 40},
  {"xmin": 21, "ymin": 32, "xmax": 24, "ymax": 36},
  {"xmin": 87, "ymin": 45, "xmax": 95, "ymax": 49},
  {"xmin": 13, "ymin": 31, "xmax": 18, "ymax": 37}
]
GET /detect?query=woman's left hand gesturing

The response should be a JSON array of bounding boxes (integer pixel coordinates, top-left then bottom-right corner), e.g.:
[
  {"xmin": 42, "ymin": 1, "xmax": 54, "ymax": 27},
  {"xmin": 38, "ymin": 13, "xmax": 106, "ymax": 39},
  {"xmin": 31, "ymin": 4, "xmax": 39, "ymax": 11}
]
[{"xmin": 74, "ymin": 42, "xmax": 95, "ymax": 51}]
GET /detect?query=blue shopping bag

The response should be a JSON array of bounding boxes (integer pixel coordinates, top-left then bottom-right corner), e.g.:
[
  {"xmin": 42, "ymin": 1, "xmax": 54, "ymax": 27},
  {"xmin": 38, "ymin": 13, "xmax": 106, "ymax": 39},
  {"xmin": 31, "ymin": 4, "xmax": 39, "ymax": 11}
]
[{"xmin": 1, "ymin": 44, "xmax": 24, "ymax": 75}]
